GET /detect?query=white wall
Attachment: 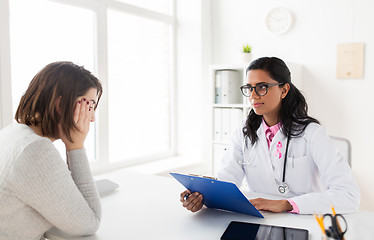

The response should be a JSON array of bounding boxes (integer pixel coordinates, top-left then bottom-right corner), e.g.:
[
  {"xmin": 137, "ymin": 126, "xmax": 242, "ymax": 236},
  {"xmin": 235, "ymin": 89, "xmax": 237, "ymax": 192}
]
[
  {"xmin": 176, "ymin": 0, "xmax": 211, "ymax": 163},
  {"xmin": 211, "ymin": 0, "xmax": 374, "ymax": 210}
]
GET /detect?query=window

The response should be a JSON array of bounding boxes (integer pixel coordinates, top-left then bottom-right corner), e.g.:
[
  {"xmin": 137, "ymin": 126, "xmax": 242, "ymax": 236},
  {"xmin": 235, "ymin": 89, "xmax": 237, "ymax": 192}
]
[
  {"xmin": 5, "ymin": 0, "xmax": 176, "ymax": 170},
  {"xmin": 9, "ymin": 0, "xmax": 97, "ymax": 161},
  {"xmin": 116, "ymin": 0, "xmax": 171, "ymax": 15},
  {"xmin": 107, "ymin": 10, "xmax": 172, "ymax": 163}
]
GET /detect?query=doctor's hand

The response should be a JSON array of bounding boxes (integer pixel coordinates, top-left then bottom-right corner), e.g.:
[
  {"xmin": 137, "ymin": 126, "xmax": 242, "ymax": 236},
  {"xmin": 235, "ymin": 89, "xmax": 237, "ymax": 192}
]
[
  {"xmin": 250, "ymin": 198, "xmax": 293, "ymax": 213},
  {"xmin": 180, "ymin": 190, "xmax": 204, "ymax": 213}
]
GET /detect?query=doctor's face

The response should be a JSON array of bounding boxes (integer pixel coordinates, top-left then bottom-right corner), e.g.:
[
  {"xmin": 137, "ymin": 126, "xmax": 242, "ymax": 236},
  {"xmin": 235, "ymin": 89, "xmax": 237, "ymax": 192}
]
[{"xmin": 246, "ymin": 70, "xmax": 289, "ymax": 125}]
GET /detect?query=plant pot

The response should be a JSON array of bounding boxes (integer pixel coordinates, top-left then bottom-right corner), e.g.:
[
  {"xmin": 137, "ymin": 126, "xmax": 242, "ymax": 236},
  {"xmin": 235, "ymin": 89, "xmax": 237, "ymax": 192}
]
[{"xmin": 242, "ymin": 52, "xmax": 252, "ymax": 64}]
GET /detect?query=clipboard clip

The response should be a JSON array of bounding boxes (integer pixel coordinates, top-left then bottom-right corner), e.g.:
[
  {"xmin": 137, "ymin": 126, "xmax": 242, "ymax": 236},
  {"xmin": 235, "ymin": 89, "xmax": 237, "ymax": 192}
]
[{"xmin": 188, "ymin": 173, "xmax": 217, "ymax": 180}]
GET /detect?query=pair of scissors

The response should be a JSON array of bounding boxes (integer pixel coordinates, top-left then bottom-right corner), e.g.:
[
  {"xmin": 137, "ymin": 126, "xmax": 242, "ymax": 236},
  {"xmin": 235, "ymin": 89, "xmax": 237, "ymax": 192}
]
[{"xmin": 323, "ymin": 213, "xmax": 347, "ymax": 240}]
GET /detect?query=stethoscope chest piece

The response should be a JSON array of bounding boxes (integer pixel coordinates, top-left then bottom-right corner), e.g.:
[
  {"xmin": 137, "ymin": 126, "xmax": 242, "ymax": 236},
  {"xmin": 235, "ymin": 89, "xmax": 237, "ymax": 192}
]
[
  {"xmin": 278, "ymin": 134, "xmax": 291, "ymax": 195},
  {"xmin": 278, "ymin": 182, "xmax": 289, "ymax": 194}
]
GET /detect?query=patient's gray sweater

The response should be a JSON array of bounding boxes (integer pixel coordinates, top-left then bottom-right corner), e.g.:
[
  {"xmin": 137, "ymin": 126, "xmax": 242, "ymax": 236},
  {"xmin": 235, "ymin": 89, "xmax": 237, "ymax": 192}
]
[{"xmin": 0, "ymin": 123, "xmax": 101, "ymax": 240}]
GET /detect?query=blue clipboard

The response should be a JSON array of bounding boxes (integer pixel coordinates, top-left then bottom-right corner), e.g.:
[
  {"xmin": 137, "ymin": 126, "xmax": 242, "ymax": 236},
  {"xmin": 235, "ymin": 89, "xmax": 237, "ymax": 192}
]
[{"xmin": 170, "ymin": 173, "xmax": 264, "ymax": 218}]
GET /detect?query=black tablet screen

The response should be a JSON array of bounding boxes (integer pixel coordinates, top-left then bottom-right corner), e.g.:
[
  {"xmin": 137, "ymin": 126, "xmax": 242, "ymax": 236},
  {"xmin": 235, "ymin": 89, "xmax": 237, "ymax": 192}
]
[{"xmin": 221, "ymin": 221, "xmax": 309, "ymax": 240}]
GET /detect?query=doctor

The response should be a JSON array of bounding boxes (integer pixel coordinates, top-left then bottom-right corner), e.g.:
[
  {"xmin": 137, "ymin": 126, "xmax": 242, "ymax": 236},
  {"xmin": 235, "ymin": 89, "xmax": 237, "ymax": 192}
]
[{"xmin": 180, "ymin": 57, "xmax": 360, "ymax": 214}]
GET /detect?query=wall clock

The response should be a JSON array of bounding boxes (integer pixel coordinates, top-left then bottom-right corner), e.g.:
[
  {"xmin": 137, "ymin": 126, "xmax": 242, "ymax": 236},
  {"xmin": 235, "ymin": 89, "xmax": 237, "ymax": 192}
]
[{"xmin": 265, "ymin": 7, "xmax": 293, "ymax": 35}]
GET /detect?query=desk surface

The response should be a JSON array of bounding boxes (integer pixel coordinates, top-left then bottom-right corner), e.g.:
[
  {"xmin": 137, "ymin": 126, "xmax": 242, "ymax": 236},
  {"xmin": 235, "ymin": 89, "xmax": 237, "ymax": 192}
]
[{"xmin": 47, "ymin": 169, "xmax": 374, "ymax": 240}]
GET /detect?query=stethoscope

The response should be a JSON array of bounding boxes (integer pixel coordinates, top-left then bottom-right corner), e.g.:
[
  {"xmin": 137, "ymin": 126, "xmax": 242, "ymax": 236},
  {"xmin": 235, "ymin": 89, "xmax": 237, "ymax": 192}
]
[
  {"xmin": 240, "ymin": 134, "xmax": 291, "ymax": 195},
  {"xmin": 278, "ymin": 135, "xmax": 291, "ymax": 194}
]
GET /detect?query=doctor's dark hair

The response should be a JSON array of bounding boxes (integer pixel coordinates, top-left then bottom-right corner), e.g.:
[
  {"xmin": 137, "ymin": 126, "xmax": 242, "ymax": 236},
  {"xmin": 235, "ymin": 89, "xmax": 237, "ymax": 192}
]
[
  {"xmin": 243, "ymin": 57, "xmax": 319, "ymax": 144},
  {"xmin": 15, "ymin": 61, "xmax": 103, "ymax": 142}
]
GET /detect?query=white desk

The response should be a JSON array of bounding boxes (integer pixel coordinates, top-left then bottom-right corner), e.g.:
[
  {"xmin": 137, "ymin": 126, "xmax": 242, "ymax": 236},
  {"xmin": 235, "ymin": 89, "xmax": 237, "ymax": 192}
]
[{"xmin": 47, "ymin": 169, "xmax": 374, "ymax": 240}]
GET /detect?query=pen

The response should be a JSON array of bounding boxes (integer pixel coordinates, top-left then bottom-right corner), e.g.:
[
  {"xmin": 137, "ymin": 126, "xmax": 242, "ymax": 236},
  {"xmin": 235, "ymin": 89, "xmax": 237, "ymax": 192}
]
[
  {"xmin": 331, "ymin": 205, "xmax": 345, "ymax": 240},
  {"xmin": 331, "ymin": 205, "xmax": 336, "ymax": 215},
  {"xmin": 314, "ymin": 213, "xmax": 326, "ymax": 239}
]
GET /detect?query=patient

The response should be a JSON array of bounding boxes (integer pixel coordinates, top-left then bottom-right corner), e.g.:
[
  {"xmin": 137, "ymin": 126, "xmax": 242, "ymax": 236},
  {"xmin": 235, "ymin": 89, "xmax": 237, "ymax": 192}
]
[{"xmin": 0, "ymin": 61, "xmax": 102, "ymax": 239}]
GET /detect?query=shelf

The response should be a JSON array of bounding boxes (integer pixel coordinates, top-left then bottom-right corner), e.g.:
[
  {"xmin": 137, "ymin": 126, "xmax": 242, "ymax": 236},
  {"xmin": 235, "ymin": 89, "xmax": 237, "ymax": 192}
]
[
  {"xmin": 213, "ymin": 104, "xmax": 247, "ymax": 108},
  {"xmin": 210, "ymin": 64, "xmax": 250, "ymax": 175},
  {"xmin": 213, "ymin": 141, "xmax": 230, "ymax": 145},
  {"xmin": 210, "ymin": 63, "xmax": 248, "ymax": 71}
]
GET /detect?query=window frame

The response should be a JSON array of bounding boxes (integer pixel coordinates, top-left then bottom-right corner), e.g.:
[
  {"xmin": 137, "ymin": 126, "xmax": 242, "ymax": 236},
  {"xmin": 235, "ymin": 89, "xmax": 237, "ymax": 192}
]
[
  {"xmin": 0, "ymin": 0, "xmax": 12, "ymax": 129},
  {"xmin": 0, "ymin": 0, "xmax": 177, "ymax": 173}
]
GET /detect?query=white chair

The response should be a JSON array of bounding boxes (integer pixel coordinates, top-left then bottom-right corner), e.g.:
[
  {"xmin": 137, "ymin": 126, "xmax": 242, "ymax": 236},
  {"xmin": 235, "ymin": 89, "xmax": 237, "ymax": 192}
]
[{"xmin": 330, "ymin": 136, "xmax": 351, "ymax": 167}]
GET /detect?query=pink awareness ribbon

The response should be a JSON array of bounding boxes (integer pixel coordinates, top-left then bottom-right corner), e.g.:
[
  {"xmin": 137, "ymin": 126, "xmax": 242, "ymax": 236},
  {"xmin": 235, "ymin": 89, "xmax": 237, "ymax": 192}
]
[{"xmin": 276, "ymin": 141, "xmax": 282, "ymax": 159}]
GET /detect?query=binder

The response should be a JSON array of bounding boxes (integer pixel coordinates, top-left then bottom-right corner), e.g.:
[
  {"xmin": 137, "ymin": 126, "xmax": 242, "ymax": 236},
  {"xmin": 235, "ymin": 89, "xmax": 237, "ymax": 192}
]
[
  {"xmin": 214, "ymin": 108, "xmax": 243, "ymax": 143},
  {"xmin": 221, "ymin": 109, "xmax": 231, "ymax": 142},
  {"xmin": 170, "ymin": 173, "xmax": 264, "ymax": 218},
  {"xmin": 213, "ymin": 145, "xmax": 227, "ymax": 175},
  {"xmin": 213, "ymin": 108, "xmax": 222, "ymax": 141},
  {"xmin": 220, "ymin": 70, "xmax": 242, "ymax": 104},
  {"xmin": 215, "ymin": 71, "xmax": 222, "ymax": 104},
  {"xmin": 230, "ymin": 108, "xmax": 243, "ymax": 133}
]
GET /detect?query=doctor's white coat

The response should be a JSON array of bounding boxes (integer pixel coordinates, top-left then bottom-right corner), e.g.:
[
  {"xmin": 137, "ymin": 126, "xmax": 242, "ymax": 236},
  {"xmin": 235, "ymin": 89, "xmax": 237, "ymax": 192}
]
[{"xmin": 217, "ymin": 122, "xmax": 360, "ymax": 214}]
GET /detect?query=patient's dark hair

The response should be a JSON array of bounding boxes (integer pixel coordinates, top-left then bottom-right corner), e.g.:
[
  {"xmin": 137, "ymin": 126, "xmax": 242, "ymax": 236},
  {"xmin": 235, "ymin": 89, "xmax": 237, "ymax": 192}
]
[
  {"xmin": 15, "ymin": 61, "xmax": 103, "ymax": 142},
  {"xmin": 243, "ymin": 57, "xmax": 319, "ymax": 144}
]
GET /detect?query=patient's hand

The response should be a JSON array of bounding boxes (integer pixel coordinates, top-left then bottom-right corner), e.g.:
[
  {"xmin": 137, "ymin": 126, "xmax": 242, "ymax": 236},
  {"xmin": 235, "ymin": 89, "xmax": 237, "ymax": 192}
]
[{"xmin": 180, "ymin": 190, "xmax": 204, "ymax": 213}]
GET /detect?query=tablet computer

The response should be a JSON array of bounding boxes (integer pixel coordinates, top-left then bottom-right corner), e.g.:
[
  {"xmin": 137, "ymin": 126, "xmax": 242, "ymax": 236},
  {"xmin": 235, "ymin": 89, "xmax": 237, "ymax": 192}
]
[
  {"xmin": 170, "ymin": 173, "xmax": 263, "ymax": 218},
  {"xmin": 221, "ymin": 221, "xmax": 309, "ymax": 240}
]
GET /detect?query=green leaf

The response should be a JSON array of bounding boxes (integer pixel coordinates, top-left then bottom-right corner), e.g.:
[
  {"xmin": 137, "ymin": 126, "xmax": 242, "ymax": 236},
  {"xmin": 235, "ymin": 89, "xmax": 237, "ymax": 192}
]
[{"xmin": 242, "ymin": 44, "xmax": 252, "ymax": 53}]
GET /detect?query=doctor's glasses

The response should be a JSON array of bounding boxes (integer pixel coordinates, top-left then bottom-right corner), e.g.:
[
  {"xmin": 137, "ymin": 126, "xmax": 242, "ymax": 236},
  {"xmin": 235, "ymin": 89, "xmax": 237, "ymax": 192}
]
[{"xmin": 240, "ymin": 82, "xmax": 285, "ymax": 97}]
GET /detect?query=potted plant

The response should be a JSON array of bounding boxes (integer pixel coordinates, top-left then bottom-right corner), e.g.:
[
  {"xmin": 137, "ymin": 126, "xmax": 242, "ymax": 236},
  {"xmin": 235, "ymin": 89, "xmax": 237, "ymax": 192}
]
[{"xmin": 242, "ymin": 44, "xmax": 252, "ymax": 63}]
